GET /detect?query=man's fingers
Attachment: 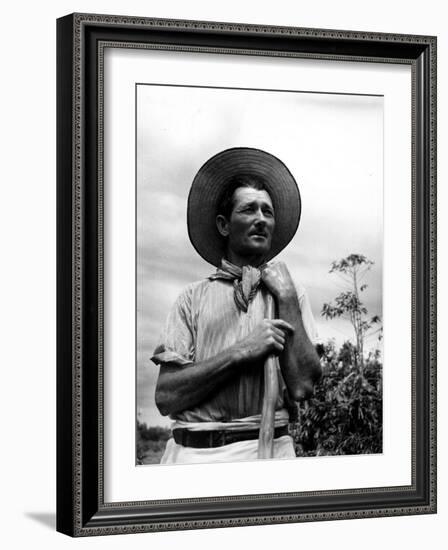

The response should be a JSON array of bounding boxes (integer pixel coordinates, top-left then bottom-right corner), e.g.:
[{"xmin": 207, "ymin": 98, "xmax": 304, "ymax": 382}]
[
  {"xmin": 269, "ymin": 319, "xmax": 295, "ymax": 333},
  {"xmin": 271, "ymin": 327, "xmax": 286, "ymax": 342},
  {"xmin": 271, "ymin": 331, "xmax": 285, "ymax": 345},
  {"xmin": 268, "ymin": 338, "xmax": 284, "ymax": 353},
  {"xmin": 273, "ymin": 342, "xmax": 284, "ymax": 353}
]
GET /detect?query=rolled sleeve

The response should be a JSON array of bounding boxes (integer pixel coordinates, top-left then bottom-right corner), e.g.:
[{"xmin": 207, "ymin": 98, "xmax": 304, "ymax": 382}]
[{"xmin": 150, "ymin": 287, "xmax": 195, "ymax": 368}]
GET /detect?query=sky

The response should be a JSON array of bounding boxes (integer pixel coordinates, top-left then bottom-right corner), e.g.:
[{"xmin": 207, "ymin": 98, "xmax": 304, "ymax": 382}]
[{"xmin": 136, "ymin": 84, "xmax": 383, "ymax": 427}]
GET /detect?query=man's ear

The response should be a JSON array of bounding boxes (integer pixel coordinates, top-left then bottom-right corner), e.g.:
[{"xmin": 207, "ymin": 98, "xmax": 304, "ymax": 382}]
[{"xmin": 216, "ymin": 214, "xmax": 230, "ymax": 237}]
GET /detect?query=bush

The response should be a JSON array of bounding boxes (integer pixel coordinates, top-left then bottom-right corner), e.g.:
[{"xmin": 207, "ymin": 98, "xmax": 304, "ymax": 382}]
[
  {"xmin": 137, "ymin": 423, "xmax": 171, "ymax": 442},
  {"xmin": 137, "ymin": 422, "xmax": 171, "ymax": 464},
  {"xmin": 293, "ymin": 341, "xmax": 382, "ymax": 457}
]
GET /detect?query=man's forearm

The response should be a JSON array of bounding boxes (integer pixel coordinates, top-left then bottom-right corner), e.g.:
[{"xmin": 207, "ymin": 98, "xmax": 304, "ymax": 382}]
[
  {"xmin": 155, "ymin": 347, "xmax": 241, "ymax": 416},
  {"xmin": 276, "ymin": 292, "xmax": 322, "ymax": 400}
]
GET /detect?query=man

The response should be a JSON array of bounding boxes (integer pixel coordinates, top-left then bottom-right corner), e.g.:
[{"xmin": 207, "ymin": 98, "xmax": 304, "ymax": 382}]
[{"xmin": 151, "ymin": 147, "xmax": 321, "ymax": 464}]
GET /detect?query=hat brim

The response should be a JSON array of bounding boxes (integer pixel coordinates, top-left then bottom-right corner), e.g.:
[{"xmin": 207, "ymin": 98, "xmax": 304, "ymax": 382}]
[{"xmin": 187, "ymin": 147, "xmax": 301, "ymax": 267}]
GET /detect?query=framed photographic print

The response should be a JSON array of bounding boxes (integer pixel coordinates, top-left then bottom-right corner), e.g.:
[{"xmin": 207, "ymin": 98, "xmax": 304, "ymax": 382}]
[{"xmin": 56, "ymin": 13, "xmax": 437, "ymax": 536}]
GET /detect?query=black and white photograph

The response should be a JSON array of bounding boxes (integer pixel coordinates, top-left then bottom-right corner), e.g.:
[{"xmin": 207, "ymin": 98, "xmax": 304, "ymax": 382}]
[{"xmin": 136, "ymin": 83, "xmax": 383, "ymax": 466}]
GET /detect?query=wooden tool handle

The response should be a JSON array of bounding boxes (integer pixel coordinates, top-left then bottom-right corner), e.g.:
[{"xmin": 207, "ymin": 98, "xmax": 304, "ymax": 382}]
[{"xmin": 258, "ymin": 293, "xmax": 279, "ymax": 459}]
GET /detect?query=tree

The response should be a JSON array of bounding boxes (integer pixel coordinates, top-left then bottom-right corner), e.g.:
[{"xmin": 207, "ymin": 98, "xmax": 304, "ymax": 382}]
[
  {"xmin": 321, "ymin": 254, "xmax": 382, "ymax": 371},
  {"xmin": 292, "ymin": 254, "xmax": 383, "ymax": 457}
]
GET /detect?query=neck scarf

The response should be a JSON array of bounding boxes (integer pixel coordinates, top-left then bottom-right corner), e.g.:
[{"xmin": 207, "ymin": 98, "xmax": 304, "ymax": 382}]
[{"xmin": 209, "ymin": 259, "xmax": 265, "ymax": 312}]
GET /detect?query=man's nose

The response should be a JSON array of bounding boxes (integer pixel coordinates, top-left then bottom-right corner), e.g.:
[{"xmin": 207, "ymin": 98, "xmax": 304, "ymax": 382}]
[{"xmin": 254, "ymin": 208, "xmax": 267, "ymax": 224}]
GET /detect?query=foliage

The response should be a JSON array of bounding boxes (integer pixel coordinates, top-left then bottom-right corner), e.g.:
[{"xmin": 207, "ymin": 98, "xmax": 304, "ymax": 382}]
[
  {"xmin": 293, "ymin": 341, "xmax": 383, "ymax": 456},
  {"xmin": 321, "ymin": 254, "xmax": 382, "ymax": 370},
  {"xmin": 136, "ymin": 422, "xmax": 171, "ymax": 465},
  {"xmin": 137, "ymin": 423, "xmax": 171, "ymax": 442},
  {"xmin": 294, "ymin": 255, "xmax": 383, "ymax": 457}
]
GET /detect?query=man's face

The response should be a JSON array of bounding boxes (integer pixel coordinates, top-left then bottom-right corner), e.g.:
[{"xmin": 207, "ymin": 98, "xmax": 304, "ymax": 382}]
[{"xmin": 220, "ymin": 187, "xmax": 275, "ymax": 261}]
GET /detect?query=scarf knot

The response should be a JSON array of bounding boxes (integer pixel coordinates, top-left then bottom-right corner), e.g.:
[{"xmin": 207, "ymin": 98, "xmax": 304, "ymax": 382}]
[{"xmin": 209, "ymin": 259, "xmax": 264, "ymax": 312}]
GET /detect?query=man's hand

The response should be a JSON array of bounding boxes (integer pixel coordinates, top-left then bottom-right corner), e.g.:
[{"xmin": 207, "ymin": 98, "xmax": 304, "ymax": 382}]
[
  {"xmin": 234, "ymin": 319, "xmax": 294, "ymax": 364},
  {"xmin": 262, "ymin": 261, "xmax": 296, "ymax": 300}
]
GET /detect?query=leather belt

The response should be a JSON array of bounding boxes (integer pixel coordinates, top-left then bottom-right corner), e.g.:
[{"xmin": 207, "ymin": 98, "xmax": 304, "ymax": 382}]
[{"xmin": 172, "ymin": 425, "xmax": 289, "ymax": 448}]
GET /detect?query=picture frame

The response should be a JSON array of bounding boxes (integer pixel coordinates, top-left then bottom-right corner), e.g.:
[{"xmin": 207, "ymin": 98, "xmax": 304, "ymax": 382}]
[{"xmin": 56, "ymin": 12, "xmax": 437, "ymax": 536}]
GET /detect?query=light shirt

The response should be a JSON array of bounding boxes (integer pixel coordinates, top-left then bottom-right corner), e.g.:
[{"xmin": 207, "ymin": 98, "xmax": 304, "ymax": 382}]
[{"xmin": 151, "ymin": 272, "xmax": 318, "ymax": 427}]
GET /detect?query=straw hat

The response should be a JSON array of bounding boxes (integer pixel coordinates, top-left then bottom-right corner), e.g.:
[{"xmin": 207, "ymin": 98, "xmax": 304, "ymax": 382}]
[{"xmin": 187, "ymin": 147, "xmax": 301, "ymax": 267}]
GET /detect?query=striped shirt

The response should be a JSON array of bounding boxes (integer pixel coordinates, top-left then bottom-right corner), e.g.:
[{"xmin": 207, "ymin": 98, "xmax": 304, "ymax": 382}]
[{"xmin": 151, "ymin": 272, "xmax": 318, "ymax": 426}]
